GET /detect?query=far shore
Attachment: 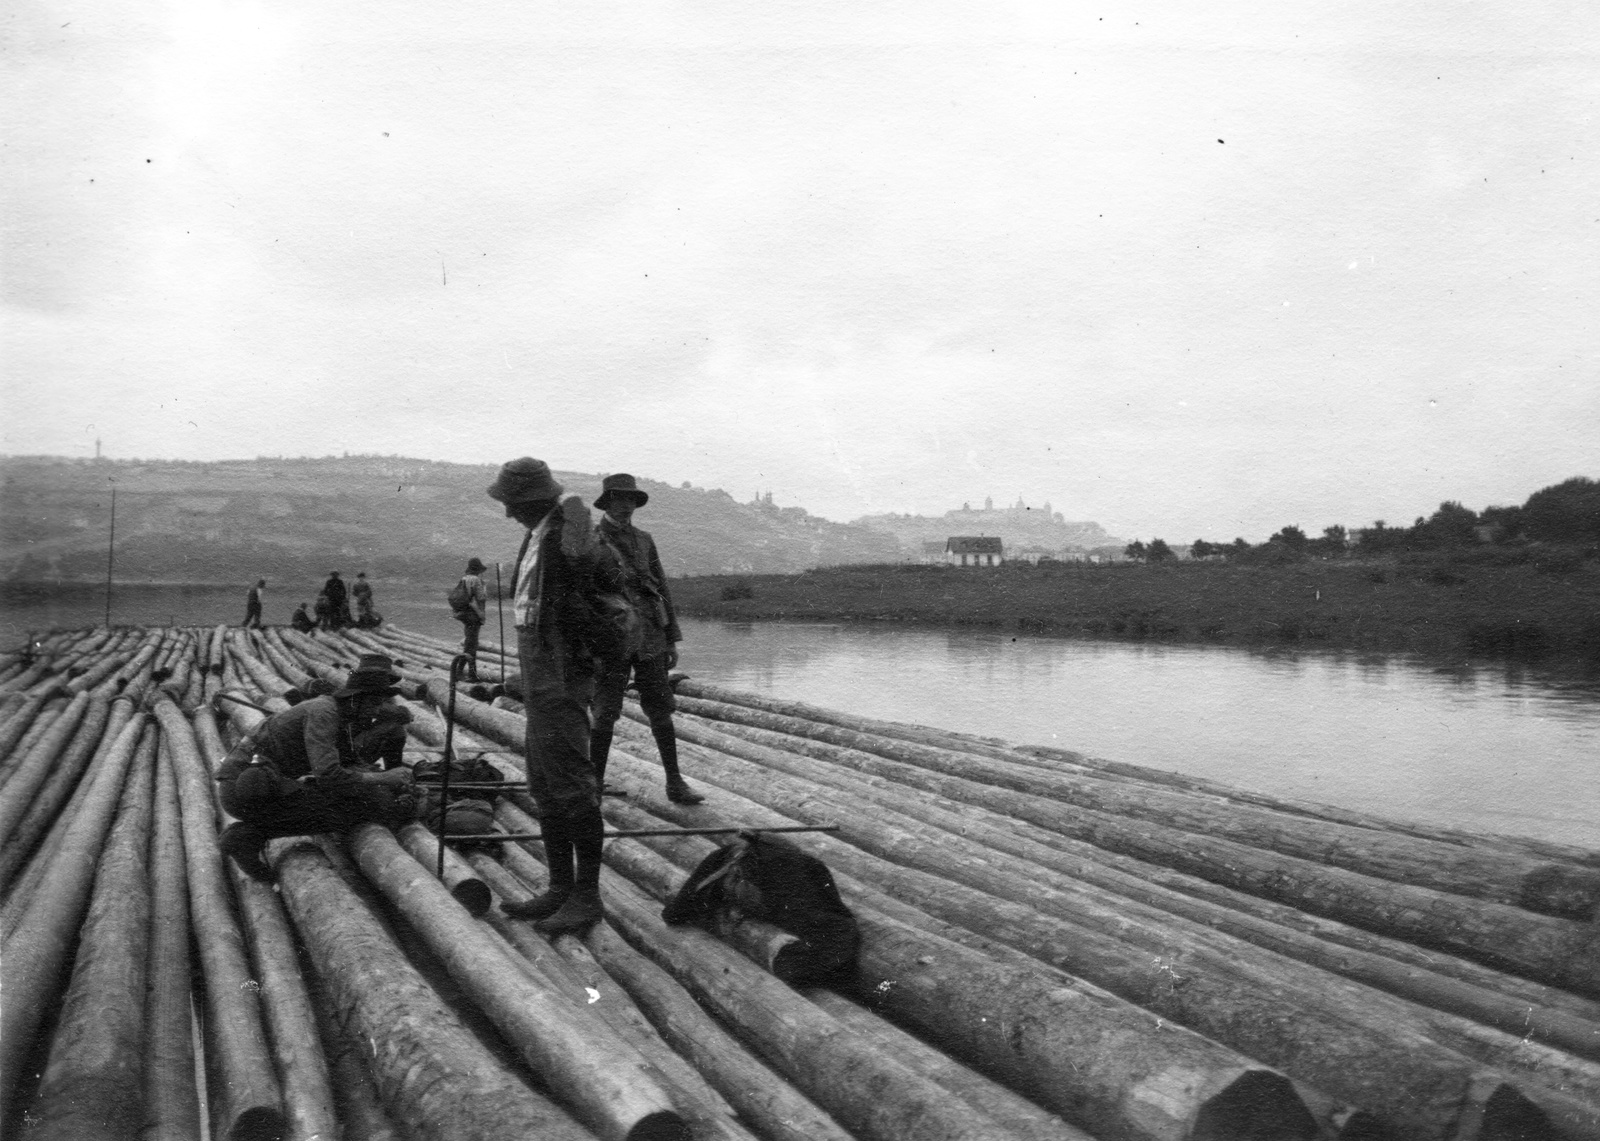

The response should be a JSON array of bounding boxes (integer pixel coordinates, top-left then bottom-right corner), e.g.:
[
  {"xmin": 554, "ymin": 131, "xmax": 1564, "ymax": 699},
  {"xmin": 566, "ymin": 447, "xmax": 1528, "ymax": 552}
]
[{"xmin": 671, "ymin": 551, "xmax": 1600, "ymax": 662}]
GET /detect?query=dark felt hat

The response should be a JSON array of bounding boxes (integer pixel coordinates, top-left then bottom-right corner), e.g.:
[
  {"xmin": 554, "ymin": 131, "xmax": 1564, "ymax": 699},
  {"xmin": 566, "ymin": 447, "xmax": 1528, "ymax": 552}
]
[
  {"xmin": 465, "ymin": 557, "xmax": 487, "ymax": 574},
  {"xmin": 486, "ymin": 457, "xmax": 564, "ymax": 504},
  {"xmin": 595, "ymin": 472, "xmax": 648, "ymax": 510},
  {"xmin": 334, "ymin": 653, "xmax": 403, "ymax": 699}
]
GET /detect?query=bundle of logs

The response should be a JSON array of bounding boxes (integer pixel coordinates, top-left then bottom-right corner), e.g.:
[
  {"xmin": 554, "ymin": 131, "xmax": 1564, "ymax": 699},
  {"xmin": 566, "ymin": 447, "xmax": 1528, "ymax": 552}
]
[{"xmin": 2, "ymin": 621, "xmax": 1599, "ymax": 1141}]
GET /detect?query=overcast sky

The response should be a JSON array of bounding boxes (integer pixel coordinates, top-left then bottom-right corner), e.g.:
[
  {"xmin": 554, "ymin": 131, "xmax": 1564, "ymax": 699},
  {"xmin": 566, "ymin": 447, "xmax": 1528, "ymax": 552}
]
[{"xmin": 4, "ymin": 0, "xmax": 1596, "ymax": 540}]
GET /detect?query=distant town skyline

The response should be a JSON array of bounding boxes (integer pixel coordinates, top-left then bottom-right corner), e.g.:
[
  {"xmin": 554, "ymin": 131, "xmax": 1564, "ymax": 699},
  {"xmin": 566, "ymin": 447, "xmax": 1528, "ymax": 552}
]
[{"xmin": 5, "ymin": 1, "xmax": 1595, "ymax": 541}]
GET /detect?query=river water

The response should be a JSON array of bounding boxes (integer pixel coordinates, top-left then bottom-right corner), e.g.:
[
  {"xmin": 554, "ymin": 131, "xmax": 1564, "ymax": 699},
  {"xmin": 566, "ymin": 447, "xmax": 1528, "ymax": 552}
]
[{"xmin": 6, "ymin": 581, "xmax": 1599, "ymax": 849}]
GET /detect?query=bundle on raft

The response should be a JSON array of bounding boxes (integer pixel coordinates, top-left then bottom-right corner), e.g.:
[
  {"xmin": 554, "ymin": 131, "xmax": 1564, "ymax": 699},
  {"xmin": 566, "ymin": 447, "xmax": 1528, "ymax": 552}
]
[{"xmin": 2, "ymin": 622, "xmax": 1599, "ymax": 1141}]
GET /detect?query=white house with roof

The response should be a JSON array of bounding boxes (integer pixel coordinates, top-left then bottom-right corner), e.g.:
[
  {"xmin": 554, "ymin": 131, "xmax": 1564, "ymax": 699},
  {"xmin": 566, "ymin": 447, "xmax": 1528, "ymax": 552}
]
[{"xmin": 945, "ymin": 536, "xmax": 1003, "ymax": 566}]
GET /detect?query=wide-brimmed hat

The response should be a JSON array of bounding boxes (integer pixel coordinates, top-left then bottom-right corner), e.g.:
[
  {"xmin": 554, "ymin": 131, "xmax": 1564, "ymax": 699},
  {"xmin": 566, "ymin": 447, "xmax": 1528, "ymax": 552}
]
[
  {"xmin": 486, "ymin": 457, "xmax": 564, "ymax": 504},
  {"xmin": 334, "ymin": 653, "xmax": 403, "ymax": 699},
  {"xmin": 465, "ymin": 557, "xmax": 487, "ymax": 574},
  {"xmin": 595, "ymin": 472, "xmax": 648, "ymax": 510}
]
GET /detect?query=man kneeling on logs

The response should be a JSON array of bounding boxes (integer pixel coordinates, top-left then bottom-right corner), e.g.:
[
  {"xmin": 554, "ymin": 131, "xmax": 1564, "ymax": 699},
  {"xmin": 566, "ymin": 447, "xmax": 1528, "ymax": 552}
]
[{"xmin": 216, "ymin": 653, "xmax": 417, "ymax": 880}]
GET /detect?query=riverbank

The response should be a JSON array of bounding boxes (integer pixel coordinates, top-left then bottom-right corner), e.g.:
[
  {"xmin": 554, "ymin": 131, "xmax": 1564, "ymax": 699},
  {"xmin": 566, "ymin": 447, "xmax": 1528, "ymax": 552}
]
[{"xmin": 671, "ymin": 552, "xmax": 1600, "ymax": 660}]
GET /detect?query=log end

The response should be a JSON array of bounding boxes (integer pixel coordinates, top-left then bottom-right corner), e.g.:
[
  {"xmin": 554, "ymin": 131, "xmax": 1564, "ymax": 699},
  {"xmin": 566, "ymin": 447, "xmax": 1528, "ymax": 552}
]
[
  {"xmin": 1191, "ymin": 1070, "xmax": 1318, "ymax": 1141},
  {"xmin": 623, "ymin": 1109, "xmax": 692, "ymax": 1141},
  {"xmin": 1519, "ymin": 864, "xmax": 1600, "ymax": 921},
  {"xmin": 450, "ymin": 878, "xmax": 493, "ymax": 917},
  {"xmin": 225, "ymin": 1105, "xmax": 288, "ymax": 1141}
]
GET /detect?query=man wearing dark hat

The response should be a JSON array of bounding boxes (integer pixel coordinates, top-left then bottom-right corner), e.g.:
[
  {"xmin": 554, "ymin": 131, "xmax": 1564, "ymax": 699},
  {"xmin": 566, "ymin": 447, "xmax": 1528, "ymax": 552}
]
[
  {"xmin": 486, "ymin": 457, "xmax": 608, "ymax": 933},
  {"xmin": 215, "ymin": 653, "xmax": 417, "ymax": 880},
  {"xmin": 454, "ymin": 557, "xmax": 490, "ymax": 680},
  {"xmin": 590, "ymin": 473, "xmax": 703, "ymax": 805},
  {"xmin": 323, "ymin": 571, "xmax": 350, "ymax": 629}
]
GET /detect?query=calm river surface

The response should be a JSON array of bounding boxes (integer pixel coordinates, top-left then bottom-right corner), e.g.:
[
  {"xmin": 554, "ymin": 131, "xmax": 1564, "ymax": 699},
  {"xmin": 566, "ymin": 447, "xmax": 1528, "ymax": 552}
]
[{"xmin": 7, "ymin": 582, "xmax": 1599, "ymax": 849}]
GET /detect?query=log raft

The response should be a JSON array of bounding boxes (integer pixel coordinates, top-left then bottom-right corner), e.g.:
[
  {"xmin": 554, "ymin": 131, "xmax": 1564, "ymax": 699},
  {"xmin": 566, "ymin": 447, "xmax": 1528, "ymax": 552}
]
[{"xmin": 1, "ymin": 623, "xmax": 1598, "ymax": 1141}]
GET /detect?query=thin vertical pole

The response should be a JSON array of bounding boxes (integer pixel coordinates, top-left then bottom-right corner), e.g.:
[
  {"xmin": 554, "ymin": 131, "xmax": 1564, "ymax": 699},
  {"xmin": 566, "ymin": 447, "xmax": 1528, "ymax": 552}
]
[
  {"xmin": 494, "ymin": 562, "xmax": 507, "ymax": 685},
  {"xmin": 104, "ymin": 481, "xmax": 116, "ymax": 627}
]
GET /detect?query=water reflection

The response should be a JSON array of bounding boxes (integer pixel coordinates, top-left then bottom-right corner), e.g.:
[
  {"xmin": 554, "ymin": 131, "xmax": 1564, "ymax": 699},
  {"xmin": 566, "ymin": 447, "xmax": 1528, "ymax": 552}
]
[{"xmin": 680, "ymin": 618, "xmax": 1600, "ymax": 850}]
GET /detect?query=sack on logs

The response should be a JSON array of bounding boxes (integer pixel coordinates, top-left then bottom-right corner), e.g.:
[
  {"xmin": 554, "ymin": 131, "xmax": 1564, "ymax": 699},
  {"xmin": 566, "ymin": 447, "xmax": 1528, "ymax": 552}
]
[
  {"xmin": 663, "ymin": 831, "xmax": 860, "ymax": 984},
  {"xmin": 414, "ymin": 755, "xmax": 504, "ymax": 838}
]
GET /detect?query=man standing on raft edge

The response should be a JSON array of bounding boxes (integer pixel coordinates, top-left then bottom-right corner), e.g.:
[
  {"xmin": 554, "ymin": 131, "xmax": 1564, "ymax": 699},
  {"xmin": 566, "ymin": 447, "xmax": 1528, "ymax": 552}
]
[
  {"xmin": 488, "ymin": 457, "xmax": 610, "ymax": 933},
  {"xmin": 590, "ymin": 473, "xmax": 704, "ymax": 805}
]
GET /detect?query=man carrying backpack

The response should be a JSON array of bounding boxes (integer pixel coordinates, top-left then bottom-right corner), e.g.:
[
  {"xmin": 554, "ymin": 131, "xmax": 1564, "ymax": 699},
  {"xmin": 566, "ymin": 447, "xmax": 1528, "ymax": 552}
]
[
  {"xmin": 451, "ymin": 557, "xmax": 489, "ymax": 680},
  {"xmin": 486, "ymin": 457, "xmax": 609, "ymax": 934},
  {"xmin": 589, "ymin": 473, "xmax": 703, "ymax": 805}
]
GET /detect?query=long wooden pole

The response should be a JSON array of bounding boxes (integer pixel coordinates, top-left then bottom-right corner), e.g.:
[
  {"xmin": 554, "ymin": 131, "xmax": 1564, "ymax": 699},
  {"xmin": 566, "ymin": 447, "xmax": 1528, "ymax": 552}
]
[
  {"xmin": 0, "ymin": 711, "xmax": 146, "ymax": 1123},
  {"xmin": 271, "ymin": 836, "xmax": 596, "ymax": 1141},
  {"xmin": 154, "ymin": 698, "xmax": 286, "ymax": 1141},
  {"xmin": 24, "ymin": 723, "xmax": 156, "ymax": 1140},
  {"xmin": 344, "ymin": 823, "xmax": 689, "ymax": 1141},
  {"xmin": 145, "ymin": 737, "xmax": 203, "ymax": 1141},
  {"xmin": 104, "ymin": 481, "xmax": 115, "ymax": 628}
]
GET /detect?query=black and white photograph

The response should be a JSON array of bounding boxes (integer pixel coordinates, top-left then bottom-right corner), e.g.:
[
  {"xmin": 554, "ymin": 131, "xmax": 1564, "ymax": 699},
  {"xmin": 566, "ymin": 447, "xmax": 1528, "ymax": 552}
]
[{"xmin": 2, "ymin": 2, "xmax": 1598, "ymax": 1138}]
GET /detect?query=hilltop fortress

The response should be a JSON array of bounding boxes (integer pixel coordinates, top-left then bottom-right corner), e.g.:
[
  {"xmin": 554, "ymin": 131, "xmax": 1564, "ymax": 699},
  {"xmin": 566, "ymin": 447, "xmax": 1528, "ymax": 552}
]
[{"xmin": 853, "ymin": 497, "xmax": 1122, "ymax": 559}]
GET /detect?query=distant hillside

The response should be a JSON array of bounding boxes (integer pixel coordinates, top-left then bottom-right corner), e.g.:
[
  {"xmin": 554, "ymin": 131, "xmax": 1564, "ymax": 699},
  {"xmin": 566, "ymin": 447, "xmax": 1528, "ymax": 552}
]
[
  {"xmin": 0, "ymin": 455, "xmax": 903, "ymax": 584},
  {"xmin": 854, "ymin": 498, "xmax": 1120, "ymax": 556}
]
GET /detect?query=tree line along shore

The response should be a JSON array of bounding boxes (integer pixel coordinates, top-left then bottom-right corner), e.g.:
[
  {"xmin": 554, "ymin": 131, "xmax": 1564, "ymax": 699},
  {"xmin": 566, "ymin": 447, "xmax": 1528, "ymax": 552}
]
[{"xmin": 671, "ymin": 549, "xmax": 1600, "ymax": 660}]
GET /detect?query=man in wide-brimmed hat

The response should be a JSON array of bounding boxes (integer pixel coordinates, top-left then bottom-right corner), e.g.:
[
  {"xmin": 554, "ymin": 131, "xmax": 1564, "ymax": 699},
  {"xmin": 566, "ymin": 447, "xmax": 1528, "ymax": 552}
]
[
  {"xmin": 590, "ymin": 472, "xmax": 703, "ymax": 805},
  {"xmin": 215, "ymin": 652, "xmax": 416, "ymax": 880},
  {"xmin": 486, "ymin": 456, "xmax": 610, "ymax": 933}
]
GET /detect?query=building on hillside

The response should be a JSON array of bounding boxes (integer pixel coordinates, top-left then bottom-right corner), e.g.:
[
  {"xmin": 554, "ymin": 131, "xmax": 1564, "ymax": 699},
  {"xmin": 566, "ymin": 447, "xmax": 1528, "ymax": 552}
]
[
  {"xmin": 946, "ymin": 536, "xmax": 1003, "ymax": 567},
  {"xmin": 920, "ymin": 540, "xmax": 948, "ymax": 564}
]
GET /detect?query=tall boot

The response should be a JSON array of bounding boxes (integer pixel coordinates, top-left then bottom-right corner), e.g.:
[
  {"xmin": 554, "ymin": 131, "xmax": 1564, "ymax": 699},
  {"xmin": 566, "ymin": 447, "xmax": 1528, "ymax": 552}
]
[
  {"xmin": 536, "ymin": 809, "xmax": 605, "ymax": 934},
  {"xmin": 219, "ymin": 821, "xmax": 273, "ymax": 881},
  {"xmin": 655, "ymin": 721, "xmax": 704, "ymax": 804},
  {"xmin": 590, "ymin": 724, "xmax": 615, "ymax": 787},
  {"xmin": 501, "ymin": 817, "xmax": 573, "ymax": 919}
]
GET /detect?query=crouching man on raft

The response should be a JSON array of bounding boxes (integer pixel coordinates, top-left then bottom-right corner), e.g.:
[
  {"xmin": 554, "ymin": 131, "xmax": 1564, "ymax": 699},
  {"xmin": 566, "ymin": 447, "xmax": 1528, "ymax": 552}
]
[
  {"xmin": 486, "ymin": 456, "xmax": 610, "ymax": 934},
  {"xmin": 216, "ymin": 653, "xmax": 417, "ymax": 880}
]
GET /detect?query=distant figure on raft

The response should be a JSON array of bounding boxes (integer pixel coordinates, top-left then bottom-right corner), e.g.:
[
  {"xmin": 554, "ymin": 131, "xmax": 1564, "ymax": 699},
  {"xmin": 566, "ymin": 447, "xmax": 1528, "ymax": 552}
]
[
  {"xmin": 322, "ymin": 570, "xmax": 350, "ymax": 629},
  {"xmin": 590, "ymin": 473, "xmax": 703, "ymax": 805},
  {"xmin": 450, "ymin": 557, "xmax": 490, "ymax": 680},
  {"xmin": 352, "ymin": 571, "xmax": 381, "ymax": 627},
  {"xmin": 215, "ymin": 654, "xmax": 417, "ymax": 880},
  {"xmin": 291, "ymin": 602, "xmax": 316, "ymax": 633},
  {"xmin": 243, "ymin": 578, "xmax": 266, "ymax": 628}
]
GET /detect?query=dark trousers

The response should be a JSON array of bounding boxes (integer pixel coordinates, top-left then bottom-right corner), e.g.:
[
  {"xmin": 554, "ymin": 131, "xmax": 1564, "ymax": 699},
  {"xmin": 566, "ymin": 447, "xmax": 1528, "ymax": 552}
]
[
  {"xmin": 591, "ymin": 653, "xmax": 676, "ymax": 730},
  {"xmin": 517, "ymin": 626, "xmax": 596, "ymax": 825},
  {"xmin": 218, "ymin": 765, "xmax": 399, "ymax": 838},
  {"xmin": 244, "ymin": 601, "xmax": 262, "ymax": 629},
  {"xmin": 462, "ymin": 615, "xmax": 482, "ymax": 658}
]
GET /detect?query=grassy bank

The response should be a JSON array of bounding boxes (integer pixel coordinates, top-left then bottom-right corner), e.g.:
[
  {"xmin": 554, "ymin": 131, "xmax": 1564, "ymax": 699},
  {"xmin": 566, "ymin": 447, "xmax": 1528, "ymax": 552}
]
[{"xmin": 672, "ymin": 550, "xmax": 1600, "ymax": 660}]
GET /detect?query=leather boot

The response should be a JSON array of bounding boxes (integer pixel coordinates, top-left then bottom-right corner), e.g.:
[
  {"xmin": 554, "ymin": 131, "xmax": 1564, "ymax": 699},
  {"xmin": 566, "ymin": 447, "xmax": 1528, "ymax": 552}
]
[
  {"xmin": 655, "ymin": 722, "xmax": 704, "ymax": 804},
  {"xmin": 502, "ymin": 817, "xmax": 573, "ymax": 919},
  {"xmin": 219, "ymin": 822, "xmax": 273, "ymax": 882},
  {"xmin": 535, "ymin": 810, "xmax": 604, "ymax": 934},
  {"xmin": 591, "ymin": 725, "xmax": 625, "ymax": 796}
]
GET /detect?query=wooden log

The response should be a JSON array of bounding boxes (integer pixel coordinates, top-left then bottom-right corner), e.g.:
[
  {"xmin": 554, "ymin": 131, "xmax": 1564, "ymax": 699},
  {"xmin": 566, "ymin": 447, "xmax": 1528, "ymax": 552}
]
[
  {"xmin": 0, "ymin": 691, "xmax": 91, "ymax": 845},
  {"xmin": 668, "ymin": 693, "xmax": 1600, "ymax": 920},
  {"xmin": 599, "ymin": 744, "xmax": 1557, "ymax": 1141},
  {"xmin": 597, "ymin": 865, "xmax": 1027, "ymax": 1141},
  {"xmin": 25, "ymin": 721, "xmax": 156, "ymax": 1140},
  {"xmin": 344, "ymin": 822, "xmax": 689, "ymax": 1141},
  {"xmin": 0, "ymin": 694, "xmax": 47, "ymax": 759},
  {"xmin": 394, "ymin": 822, "xmax": 492, "ymax": 915},
  {"xmin": 644, "ymin": 713, "xmax": 1600, "ymax": 1060},
  {"xmin": 577, "ymin": 918, "xmax": 859, "ymax": 1141},
  {"xmin": 0, "ymin": 655, "xmax": 55, "ymax": 695},
  {"xmin": 465, "ymin": 853, "xmax": 758, "ymax": 1141},
  {"xmin": 0, "ymin": 699, "xmax": 136, "ymax": 937},
  {"xmin": 803, "ymin": 988, "xmax": 1097, "ymax": 1141},
  {"xmin": 0, "ymin": 698, "xmax": 68, "ymax": 783},
  {"xmin": 654, "ymin": 711, "xmax": 1600, "ymax": 999},
  {"xmin": 208, "ymin": 625, "xmax": 227, "ymax": 675},
  {"xmin": 153, "ymin": 698, "xmax": 286, "ymax": 1141},
  {"xmin": 302, "ymin": 959, "xmax": 403, "ymax": 1141},
  {"xmin": 598, "ymin": 810, "xmax": 1319, "ymax": 1141},
  {"xmin": 271, "ymin": 837, "xmax": 597, "ymax": 1141},
  {"xmin": 0, "ymin": 695, "xmax": 114, "ymax": 895},
  {"xmin": 0, "ymin": 712, "xmax": 147, "ymax": 1123},
  {"xmin": 145, "ymin": 737, "xmax": 203, "ymax": 1141}
]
